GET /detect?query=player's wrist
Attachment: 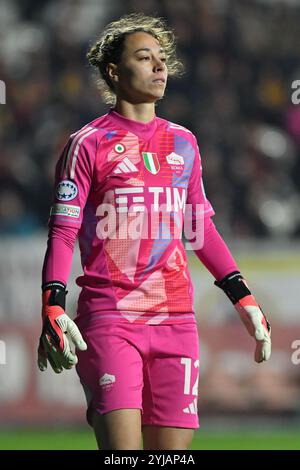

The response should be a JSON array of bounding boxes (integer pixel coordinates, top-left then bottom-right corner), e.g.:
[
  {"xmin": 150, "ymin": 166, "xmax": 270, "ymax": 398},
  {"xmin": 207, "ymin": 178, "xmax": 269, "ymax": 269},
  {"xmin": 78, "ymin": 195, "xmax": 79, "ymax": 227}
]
[
  {"xmin": 214, "ymin": 271, "xmax": 251, "ymax": 304},
  {"xmin": 41, "ymin": 281, "xmax": 67, "ymax": 318}
]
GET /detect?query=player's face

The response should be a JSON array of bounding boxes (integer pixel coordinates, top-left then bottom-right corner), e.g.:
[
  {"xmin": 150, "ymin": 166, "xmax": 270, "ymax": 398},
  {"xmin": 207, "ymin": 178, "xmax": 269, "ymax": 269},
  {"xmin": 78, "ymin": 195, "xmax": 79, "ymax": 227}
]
[{"xmin": 112, "ymin": 32, "xmax": 168, "ymax": 103}]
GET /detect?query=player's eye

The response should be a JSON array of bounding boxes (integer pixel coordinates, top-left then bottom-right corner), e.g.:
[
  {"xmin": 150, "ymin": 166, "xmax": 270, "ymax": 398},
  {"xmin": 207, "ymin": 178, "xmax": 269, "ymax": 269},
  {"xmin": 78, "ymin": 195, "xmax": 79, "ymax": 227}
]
[{"xmin": 139, "ymin": 56, "xmax": 150, "ymax": 60}]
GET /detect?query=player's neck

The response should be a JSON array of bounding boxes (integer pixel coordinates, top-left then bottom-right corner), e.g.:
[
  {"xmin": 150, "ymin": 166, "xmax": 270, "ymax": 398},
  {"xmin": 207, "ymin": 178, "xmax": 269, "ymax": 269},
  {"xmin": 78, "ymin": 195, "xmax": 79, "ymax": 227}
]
[{"xmin": 114, "ymin": 100, "xmax": 156, "ymax": 123}]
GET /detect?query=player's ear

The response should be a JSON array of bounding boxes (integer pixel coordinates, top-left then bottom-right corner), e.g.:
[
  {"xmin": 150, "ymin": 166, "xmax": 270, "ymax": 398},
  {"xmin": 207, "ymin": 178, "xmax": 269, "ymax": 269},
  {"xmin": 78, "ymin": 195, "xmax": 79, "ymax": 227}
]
[{"xmin": 107, "ymin": 63, "xmax": 119, "ymax": 85}]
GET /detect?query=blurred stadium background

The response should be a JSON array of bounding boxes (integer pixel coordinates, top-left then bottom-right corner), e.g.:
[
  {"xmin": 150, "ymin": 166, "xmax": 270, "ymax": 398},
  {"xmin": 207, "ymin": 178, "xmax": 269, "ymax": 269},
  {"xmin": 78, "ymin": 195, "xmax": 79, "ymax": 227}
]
[{"xmin": 0, "ymin": 0, "xmax": 300, "ymax": 450}]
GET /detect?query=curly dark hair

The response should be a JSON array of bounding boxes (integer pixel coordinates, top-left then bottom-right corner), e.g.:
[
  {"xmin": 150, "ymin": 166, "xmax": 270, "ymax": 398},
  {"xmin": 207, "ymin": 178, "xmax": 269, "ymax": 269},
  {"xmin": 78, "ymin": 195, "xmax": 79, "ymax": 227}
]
[{"xmin": 87, "ymin": 13, "xmax": 184, "ymax": 105}]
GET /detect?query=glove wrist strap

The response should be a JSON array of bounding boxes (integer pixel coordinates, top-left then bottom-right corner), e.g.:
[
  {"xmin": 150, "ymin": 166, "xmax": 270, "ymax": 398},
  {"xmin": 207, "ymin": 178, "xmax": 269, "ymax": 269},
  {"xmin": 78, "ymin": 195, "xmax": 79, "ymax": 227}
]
[
  {"xmin": 42, "ymin": 281, "xmax": 66, "ymax": 292},
  {"xmin": 214, "ymin": 271, "xmax": 251, "ymax": 305},
  {"xmin": 42, "ymin": 281, "xmax": 67, "ymax": 310}
]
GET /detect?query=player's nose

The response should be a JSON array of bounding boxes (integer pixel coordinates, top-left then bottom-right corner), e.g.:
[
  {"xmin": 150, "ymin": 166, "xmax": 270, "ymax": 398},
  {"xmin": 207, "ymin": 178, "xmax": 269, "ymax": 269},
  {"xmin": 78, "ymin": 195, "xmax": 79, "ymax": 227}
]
[{"xmin": 153, "ymin": 57, "xmax": 166, "ymax": 72}]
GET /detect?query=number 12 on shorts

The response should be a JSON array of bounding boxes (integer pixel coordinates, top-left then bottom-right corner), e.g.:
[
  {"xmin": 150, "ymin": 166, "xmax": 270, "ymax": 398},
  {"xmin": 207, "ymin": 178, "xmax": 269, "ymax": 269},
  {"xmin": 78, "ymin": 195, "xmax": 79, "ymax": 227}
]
[{"xmin": 181, "ymin": 358, "xmax": 199, "ymax": 396}]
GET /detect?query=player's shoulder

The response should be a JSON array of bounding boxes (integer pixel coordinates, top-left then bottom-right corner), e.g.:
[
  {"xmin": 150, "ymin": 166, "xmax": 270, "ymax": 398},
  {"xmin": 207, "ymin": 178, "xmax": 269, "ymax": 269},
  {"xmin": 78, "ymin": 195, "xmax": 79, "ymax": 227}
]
[
  {"xmin": 157, "ymin": 117, "xmax": 196, "ymax": 141},
  {"xmin": 67, "ymin": 113, "xmax": 111, "ymax": 146}
]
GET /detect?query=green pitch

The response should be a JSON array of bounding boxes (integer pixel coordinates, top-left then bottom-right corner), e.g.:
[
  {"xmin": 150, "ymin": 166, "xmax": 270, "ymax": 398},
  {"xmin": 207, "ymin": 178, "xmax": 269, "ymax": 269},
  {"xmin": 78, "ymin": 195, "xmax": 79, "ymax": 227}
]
[{"xmin": 0, "ymin": 428, "xmax": 299, "ymax": 450}]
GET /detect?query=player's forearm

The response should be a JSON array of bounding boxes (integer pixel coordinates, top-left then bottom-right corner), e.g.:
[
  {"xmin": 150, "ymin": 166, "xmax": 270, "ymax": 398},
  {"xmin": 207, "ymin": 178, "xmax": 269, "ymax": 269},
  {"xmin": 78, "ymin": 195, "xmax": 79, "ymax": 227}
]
[
  {"xmin": 42, "ymin": 225, "xmax": 78, "ymax": 285},
  {"xmin": 193, "ymin": 217, "xmax": 238, "ymax": 281}
]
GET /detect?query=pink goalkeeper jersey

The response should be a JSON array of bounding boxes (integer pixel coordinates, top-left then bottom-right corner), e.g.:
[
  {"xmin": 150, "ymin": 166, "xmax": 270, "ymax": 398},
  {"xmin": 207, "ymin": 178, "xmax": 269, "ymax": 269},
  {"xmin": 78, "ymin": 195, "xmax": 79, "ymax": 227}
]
[{"xmin": 49, "ymin": 109, "xmax": 215, "ymax": 325}]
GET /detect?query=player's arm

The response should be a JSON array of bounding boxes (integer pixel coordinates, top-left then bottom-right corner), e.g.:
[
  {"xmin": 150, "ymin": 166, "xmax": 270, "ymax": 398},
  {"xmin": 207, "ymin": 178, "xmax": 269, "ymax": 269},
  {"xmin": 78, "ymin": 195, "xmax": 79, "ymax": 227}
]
[
  {"xmin": 38, "ymin": 128, "xmax": 97, "ymax": 373},
  {"xmin": 186, "ymin": 134, "xmax": 271, "ymax": 363}
]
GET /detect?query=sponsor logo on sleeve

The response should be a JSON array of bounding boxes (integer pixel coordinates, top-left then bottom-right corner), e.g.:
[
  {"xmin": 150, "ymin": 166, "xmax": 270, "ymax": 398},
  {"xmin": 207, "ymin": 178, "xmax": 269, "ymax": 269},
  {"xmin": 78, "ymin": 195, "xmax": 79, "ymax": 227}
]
[
  {"xmin": 50, "ymin": 204, "xmax": 80, "ymax": 219},
  {"xmin": 55, "ymin": 179, "xmax": 78, "ymax": 201}
]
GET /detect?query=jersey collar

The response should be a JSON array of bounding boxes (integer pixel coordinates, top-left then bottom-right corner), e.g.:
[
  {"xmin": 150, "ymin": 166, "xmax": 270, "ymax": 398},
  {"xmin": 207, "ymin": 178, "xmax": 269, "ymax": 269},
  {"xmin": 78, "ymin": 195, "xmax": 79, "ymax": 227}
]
[{"xmin": 108, "ymin": 108, "xmax": 158, "ymax": 141}]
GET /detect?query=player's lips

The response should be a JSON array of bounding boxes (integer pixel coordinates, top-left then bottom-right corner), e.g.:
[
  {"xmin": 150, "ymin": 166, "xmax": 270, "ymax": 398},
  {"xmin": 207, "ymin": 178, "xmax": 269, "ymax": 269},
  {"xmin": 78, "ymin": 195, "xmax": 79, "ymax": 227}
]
[{"xmin": 152, "ymin": 77, "xmax": 166, "ymax": 85}]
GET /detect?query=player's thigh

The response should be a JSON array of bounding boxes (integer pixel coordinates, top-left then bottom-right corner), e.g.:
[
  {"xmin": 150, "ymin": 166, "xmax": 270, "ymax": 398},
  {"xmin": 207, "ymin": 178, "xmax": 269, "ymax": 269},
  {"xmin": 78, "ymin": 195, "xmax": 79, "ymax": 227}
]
[
  {"xmin": 142, "ymin": 425, "xmax": 194, "ymax": 450},
  {"xmin": 93, "ymin": 408, "xmax": 142, "ymax": 450},
  {"xmin": 76, "ymin": 322, "xmax": 145, "ymax": 421},
  {"xmin": 142, "ymin": 323, "xmax": 200, "ymax": 433}
]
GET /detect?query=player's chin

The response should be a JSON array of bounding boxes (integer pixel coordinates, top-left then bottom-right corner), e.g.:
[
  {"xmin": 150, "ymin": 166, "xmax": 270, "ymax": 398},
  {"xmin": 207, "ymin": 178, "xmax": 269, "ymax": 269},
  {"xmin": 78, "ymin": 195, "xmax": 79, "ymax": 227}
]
[{"xmin": 146, "ymin": 88, "xmax": 166, "ymax": 102}]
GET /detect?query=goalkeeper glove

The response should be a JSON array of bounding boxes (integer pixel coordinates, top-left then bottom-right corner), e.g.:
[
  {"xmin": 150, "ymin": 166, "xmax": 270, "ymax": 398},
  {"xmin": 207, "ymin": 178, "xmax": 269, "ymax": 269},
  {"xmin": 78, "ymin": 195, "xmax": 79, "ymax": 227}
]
[
  {"xmin": 215, "ymin": 271, "xmax": 271, "ymax": 363},
  {"xmin": 37, "ymin": 281, "xmax": 87, "ymax": 374}
]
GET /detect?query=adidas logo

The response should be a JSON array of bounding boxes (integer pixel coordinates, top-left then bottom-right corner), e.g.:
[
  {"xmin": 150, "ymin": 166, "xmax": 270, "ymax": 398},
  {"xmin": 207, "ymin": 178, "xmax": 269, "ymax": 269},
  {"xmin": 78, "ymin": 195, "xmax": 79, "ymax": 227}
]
[
  {"xmin": 114, "ymin": 157, "xmax": 138, "ymax": 174},
  {"xmin": 183, "ymin": 398, "xmax": 198, "ymax": 415}
]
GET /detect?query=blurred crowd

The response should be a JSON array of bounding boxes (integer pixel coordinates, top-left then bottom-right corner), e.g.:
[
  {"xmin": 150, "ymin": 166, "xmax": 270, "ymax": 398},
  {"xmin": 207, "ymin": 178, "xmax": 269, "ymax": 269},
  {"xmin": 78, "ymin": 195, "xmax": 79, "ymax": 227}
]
[{"xmin": 1, "ymin": 0, "xmax": 300, "ymax": 238}]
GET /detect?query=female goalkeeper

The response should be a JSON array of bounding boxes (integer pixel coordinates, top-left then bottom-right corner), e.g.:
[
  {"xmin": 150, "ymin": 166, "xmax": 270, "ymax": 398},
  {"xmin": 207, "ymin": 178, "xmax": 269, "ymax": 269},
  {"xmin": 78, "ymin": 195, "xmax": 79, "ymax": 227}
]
[{"xmin": 37, "ymin": 13, "xmax": 271, "ymax": 450}]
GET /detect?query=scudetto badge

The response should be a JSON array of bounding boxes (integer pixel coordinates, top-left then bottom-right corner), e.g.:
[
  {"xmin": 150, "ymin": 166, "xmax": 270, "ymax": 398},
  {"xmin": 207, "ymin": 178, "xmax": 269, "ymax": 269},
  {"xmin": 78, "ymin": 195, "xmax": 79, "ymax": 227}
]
[{"xmin": 55, "ymin": 179, "xmax": 78, "ymax": 201}]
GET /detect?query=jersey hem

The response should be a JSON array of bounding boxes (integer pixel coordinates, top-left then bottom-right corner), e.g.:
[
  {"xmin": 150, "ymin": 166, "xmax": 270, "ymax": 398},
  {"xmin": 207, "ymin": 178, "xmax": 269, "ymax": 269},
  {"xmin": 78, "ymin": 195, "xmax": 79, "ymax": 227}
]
[{"xmin": 75, "ymin": 310, "xmax": 197, "ymax": 327}]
